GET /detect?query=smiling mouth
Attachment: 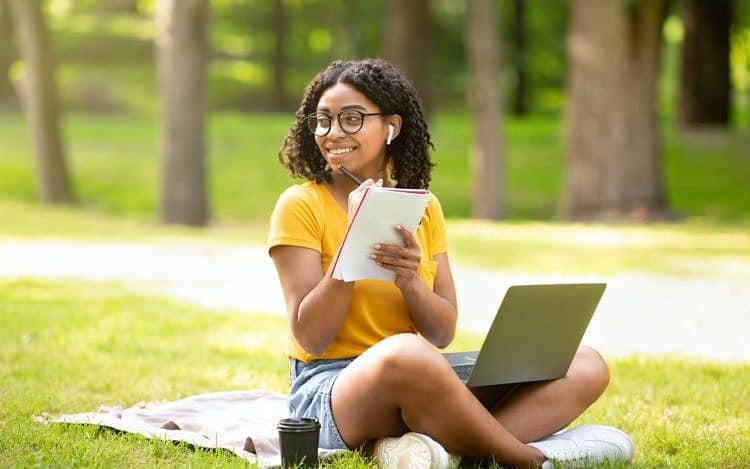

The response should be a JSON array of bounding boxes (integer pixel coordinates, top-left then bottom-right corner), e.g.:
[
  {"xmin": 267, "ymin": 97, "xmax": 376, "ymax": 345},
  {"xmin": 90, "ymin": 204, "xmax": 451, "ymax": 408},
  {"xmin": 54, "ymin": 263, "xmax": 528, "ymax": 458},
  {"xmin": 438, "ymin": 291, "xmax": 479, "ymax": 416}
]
[{"xmin": 327, "ymin": 147, "xmax": 355, "ymax": 157}]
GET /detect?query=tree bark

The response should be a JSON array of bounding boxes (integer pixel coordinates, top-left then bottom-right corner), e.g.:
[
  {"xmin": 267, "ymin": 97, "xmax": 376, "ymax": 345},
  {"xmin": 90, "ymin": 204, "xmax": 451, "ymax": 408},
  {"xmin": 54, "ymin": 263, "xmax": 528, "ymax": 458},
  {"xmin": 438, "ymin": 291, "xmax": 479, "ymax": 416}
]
[
  {"xmin": 7, "ymin": 0, "xmax": 73, "ymax": 204},
  {"xmin": 0, "ymin": 0, "xmax": 18, "ymax": 105},
  {"xmin": 156, "ymin": 0, "xmax": 210, "ymax": 226},
  {"xmin": 384, "ymin": 0, "xmax": 433, "ymax": 116},
  {"xmin": 563, "ymin": 0, "xmax": 669, "ymax": 222},
  {"xmin": 510, "ymin": 0, "xmax": 528, "ymax": 115},
  {"xmin": 466, "ymin": 0, "xmax": 504, "ymax": 219},
  {"xmin": 677, "ymin": 0, "xmax": 732, "ymax": 127}
]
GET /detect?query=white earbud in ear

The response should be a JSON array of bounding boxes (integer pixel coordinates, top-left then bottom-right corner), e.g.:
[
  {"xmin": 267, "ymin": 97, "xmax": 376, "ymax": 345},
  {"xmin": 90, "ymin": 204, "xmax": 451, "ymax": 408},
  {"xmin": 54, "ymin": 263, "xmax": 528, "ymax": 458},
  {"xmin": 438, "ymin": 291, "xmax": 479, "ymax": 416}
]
[{"xmin": 387, "ymin": 124, "xmax": 394, "ymax": 145}]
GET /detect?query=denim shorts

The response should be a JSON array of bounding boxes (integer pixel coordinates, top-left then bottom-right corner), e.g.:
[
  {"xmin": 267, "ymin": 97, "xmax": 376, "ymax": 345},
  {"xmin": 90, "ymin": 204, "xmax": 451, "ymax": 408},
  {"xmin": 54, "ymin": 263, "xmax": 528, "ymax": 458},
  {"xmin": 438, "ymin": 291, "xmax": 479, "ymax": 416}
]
[{"xmin": 288, "ymin": 357, "xmax": 355, "ymax": 450}]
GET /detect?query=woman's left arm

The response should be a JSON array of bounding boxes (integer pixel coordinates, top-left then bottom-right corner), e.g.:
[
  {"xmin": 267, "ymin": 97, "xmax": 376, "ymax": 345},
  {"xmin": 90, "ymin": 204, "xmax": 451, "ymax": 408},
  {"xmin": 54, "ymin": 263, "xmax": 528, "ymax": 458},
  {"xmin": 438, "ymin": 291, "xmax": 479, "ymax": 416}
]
[{"xmin": 370, "ymin": 226, "xmax": 458, "ymax": 348}]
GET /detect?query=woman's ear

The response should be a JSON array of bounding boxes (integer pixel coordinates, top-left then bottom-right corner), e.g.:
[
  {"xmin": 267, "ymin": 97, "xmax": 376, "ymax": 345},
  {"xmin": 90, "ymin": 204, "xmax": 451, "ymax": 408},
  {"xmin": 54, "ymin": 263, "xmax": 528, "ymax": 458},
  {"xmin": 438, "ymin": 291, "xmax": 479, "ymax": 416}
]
[{"xmin": 386, "ymin": 115, "xmax": 403, "ymax": 144}]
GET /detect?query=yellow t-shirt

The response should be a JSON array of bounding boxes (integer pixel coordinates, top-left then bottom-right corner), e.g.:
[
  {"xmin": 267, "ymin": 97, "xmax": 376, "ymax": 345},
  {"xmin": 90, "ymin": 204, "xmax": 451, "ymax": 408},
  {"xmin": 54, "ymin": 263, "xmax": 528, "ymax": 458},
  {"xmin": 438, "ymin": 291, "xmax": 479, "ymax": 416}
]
[{"xmin": 267, "ymin": 181, "xmax": 448, "ymax": 362}]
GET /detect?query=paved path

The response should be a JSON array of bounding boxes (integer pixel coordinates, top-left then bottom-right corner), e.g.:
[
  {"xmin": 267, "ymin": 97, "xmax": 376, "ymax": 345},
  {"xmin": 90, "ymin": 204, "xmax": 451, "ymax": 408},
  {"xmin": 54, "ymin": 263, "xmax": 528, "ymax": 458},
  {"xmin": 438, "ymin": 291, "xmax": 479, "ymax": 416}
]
[{"xmin": 1, "ymin": 240, "xmax": 748, "ymax": 362}]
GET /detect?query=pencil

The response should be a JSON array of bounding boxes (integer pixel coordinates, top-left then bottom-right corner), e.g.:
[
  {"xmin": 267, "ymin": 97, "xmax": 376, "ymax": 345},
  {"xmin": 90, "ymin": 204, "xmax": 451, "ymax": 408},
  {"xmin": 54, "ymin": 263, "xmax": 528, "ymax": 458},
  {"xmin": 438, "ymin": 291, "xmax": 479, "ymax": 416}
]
[{"xmin": 338, "ymin": 165, "xmax": 363, "ymax": 185}]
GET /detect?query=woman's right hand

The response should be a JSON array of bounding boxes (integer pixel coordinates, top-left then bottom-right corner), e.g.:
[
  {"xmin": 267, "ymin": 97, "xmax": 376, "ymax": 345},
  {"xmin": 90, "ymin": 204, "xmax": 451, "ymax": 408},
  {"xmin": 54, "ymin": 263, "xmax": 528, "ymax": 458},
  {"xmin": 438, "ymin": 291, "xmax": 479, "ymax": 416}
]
[{"xmin": 346, "ymin": 178, "xmax": 382, "ymax": 222}]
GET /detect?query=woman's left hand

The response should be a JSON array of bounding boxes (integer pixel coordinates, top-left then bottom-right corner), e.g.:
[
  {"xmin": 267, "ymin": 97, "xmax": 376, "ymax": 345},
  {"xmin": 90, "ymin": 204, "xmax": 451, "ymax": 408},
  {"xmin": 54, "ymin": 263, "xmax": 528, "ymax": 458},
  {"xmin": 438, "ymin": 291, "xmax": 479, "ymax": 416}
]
[{"xmin": 370, "ymin": 225, "xmax": 421, "ymax": 290}]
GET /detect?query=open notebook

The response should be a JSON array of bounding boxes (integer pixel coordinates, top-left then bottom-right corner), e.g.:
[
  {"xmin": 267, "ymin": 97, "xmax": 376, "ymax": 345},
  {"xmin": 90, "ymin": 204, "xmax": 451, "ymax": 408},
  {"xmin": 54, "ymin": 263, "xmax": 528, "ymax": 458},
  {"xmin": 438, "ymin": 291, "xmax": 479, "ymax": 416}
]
[{"xmin": 331, "ymin": 186, "xmax": 430, "ymax": 282}]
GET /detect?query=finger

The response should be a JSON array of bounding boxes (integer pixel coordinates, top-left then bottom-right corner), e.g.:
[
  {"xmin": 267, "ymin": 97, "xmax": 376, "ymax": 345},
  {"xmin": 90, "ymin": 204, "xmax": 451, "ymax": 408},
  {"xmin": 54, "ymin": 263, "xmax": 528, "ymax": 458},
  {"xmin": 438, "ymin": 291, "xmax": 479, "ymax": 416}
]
[
  {"xmin": 370, "ymin": 251, "xmax": 420, "ymax": 271},
  {"xmin": 372, "ymin": 243, "xmax": 420, "ymax": 262},
  {"xmin": 394, "ymin": 224, "xmax": 418, "ymax": 248},
  {"xmin": 348, "ymin": 179, "xmax": 375, "ymax": 211}
]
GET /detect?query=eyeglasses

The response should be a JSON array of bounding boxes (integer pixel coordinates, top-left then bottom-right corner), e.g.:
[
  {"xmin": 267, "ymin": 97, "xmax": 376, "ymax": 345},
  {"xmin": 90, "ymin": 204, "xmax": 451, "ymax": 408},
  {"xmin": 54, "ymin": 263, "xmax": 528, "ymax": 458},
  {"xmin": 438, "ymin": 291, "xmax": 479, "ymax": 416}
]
[{"xmin": 304, "ymin": 110, "xmax": 385, "ymax": 137}]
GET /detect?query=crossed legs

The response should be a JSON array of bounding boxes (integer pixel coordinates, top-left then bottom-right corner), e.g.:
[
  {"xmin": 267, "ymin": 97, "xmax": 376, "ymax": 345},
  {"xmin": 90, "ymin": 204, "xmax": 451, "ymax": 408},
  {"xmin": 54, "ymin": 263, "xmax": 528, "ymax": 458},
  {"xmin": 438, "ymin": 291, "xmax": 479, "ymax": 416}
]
[{"xmin": 331, "ymin": 334, "xmax": 609, "ymax": 466}]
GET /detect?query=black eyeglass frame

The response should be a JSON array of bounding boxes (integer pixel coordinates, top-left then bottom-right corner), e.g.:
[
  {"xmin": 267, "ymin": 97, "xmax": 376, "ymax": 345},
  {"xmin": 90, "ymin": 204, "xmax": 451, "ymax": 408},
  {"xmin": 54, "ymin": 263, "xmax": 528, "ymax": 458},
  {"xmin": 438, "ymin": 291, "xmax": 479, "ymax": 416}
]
[{"xmin": 304, "ymin": 110, "xmax": 386, "ymax": 137}]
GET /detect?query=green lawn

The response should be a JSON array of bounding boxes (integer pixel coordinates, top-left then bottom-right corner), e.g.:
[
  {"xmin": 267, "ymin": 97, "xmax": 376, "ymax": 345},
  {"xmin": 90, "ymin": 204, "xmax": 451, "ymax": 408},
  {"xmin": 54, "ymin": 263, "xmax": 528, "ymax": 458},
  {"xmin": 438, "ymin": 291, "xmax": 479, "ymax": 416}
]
[
  {"xmin": 1, "ymin": 111, "xmax": 749, "ymax": 467},
  {"xmin": 2, "ymin": 198, "xmax": 749, "ymax": 279},
  {"xmin": 2, "ymin": 109, "xmax": 750, "ymax": 277},
  {"xmin": 1, "ymin": 279, "xmax": 748, "ymax": 468},
  {"xmin": 1, "ymin": 111, "xmax": 749, "ymax": 224}
]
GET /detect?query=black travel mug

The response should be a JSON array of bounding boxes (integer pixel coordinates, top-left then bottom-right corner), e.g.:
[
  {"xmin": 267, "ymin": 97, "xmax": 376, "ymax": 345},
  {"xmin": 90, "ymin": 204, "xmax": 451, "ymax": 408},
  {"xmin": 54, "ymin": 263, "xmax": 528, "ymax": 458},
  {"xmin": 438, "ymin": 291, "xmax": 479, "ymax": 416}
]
[{"xmin": 277, "ymin": 417, "xmax": 320, "ymax": 468}]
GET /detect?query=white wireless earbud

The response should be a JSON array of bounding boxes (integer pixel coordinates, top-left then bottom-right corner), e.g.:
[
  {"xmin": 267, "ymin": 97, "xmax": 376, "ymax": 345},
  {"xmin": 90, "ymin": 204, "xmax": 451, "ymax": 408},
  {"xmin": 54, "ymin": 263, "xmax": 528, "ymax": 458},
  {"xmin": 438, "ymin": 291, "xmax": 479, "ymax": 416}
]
[{"xmin": 387, "ymin": 124, "xmax": 395, "ymax": 145}]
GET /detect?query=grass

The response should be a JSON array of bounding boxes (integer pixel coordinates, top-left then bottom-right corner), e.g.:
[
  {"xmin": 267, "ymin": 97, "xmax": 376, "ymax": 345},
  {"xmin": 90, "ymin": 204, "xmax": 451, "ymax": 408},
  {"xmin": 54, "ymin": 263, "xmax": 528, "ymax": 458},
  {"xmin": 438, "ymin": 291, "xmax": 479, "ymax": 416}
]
[
  {"xmin": 2, "ymin": 198, "xmax": 749, "ymax": 280},
  {"xmin": 1, "ymin": 110, "xmax": 749, "ymax": 466},
  {"xmin": 2, "ymin": 109, "xmax": 750, "ymax": 278},
  {"xmin": 1, "ymin": 111, "xmax": 749, "ymax": 224},
  {"xmin": 0, "ymin": 279, "xmax": 748, "ymax": 468}
]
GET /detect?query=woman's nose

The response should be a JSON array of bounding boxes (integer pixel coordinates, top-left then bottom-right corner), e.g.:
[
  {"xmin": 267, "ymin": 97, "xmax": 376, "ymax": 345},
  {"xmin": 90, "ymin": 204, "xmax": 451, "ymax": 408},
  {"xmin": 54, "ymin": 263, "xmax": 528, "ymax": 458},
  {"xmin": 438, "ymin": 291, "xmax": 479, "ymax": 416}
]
[{"xmin": 327, "ymin": 115, "xmax": 346, "ymax": 137}]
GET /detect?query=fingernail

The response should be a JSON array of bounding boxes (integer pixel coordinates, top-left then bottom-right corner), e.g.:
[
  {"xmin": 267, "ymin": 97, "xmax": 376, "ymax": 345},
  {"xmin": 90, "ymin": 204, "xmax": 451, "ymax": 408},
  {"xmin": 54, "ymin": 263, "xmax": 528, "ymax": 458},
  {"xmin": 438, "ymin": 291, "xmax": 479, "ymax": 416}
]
[
  {"xmin": 396, "ymin": 225, "xmax": 403, "ymax": 230},
  {"xmin": 369, "ymin": 254, "xmax": 377, "ymax": 259},
  {"xmin": 372, "ymin": 244, "xmax": 381, "ymax": 249}
]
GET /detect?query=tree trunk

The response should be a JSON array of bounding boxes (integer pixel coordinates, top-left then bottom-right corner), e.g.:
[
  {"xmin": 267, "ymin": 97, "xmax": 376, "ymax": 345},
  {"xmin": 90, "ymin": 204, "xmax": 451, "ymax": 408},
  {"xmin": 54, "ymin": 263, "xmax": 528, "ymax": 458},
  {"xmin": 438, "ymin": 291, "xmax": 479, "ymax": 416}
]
[
  {"xmin": 510, "ymin": 0, "xmax": 528, "ymax": 115},
  {"xmin": 384, "ymin": 0, "xmax": 433, "ymax": 116},
  {"xmin": 677, "ymin": 0, "xmax": 732, "ymax": 127},
  {"xmin": 7, "ymin": 0, "xmax": 73, "ymax": 204},
  {"xmin": 1, "ymin": 0, "xmax": 18, "ymax": 105},
  {"xmin": 269, "ymin": 0, "xmax": 287, "ymax": 111},
  {"xmin": 563, "ymin": 0, "xmax": 669, "ymax": 222},
  {"xmin": 156, "ymin": 0, "xmax": 210, "ymax": 226},
  {"xmin": 466, "ymin": 0, "xmax": 504, "ymax": 219}
]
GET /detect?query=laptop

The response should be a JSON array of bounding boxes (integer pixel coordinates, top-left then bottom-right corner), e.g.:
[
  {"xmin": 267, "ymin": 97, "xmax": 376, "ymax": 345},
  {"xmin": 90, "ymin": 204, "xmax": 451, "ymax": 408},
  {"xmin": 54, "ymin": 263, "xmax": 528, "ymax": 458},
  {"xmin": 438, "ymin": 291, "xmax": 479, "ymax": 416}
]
[{"xmin": 444, "ymin": 283, "xmax": 606, "ymax": 387}]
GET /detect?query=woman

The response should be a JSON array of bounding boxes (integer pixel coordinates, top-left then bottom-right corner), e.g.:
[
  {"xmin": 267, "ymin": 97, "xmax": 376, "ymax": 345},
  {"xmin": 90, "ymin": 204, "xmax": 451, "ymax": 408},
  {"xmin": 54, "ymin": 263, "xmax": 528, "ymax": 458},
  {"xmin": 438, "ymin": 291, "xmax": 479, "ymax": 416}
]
[{"xmin": 268, "ymin": 58, "xmax": 634, "ymax": 468}]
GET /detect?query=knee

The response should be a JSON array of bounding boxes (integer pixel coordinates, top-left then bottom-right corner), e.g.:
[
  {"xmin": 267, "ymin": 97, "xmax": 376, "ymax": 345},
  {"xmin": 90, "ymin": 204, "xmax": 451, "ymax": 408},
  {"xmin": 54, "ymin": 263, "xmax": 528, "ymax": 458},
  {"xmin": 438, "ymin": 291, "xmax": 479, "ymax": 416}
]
[
  {"xmin": 570, "ymin": 346, "xmax": 610, "ymax": 401},
  {"xmin": 368, "ymin": 334, "xmax": 446, "ymax": 388}
]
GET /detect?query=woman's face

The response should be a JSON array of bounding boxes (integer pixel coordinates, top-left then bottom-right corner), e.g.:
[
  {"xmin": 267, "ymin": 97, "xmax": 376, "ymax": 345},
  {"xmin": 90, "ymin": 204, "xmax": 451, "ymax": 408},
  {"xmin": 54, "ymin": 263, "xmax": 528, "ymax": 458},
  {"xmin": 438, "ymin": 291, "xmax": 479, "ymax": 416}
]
[{"xmin": 313, "ymin": 82, "xmax": 394, "ymax": 180}]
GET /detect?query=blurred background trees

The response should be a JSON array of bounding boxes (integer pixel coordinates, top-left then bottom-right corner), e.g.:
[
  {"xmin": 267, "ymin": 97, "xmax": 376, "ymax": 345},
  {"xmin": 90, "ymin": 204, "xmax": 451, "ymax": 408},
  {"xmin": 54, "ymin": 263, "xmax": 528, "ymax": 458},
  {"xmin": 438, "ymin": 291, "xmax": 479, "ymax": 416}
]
[
  {"xmin": 6, "ymin": 0, "xmax": 72, "ymax": 204},
  {"xmin": 563, "ymin": 0, "xmax": 669, "ymax": 221},
  {"xmin": 155, "ymin": 0, "xmax": 210, "ymax": 226},
  {"xmin": 2, "ymin": 0, "xmax": 749, "ymax": 226},
  {"xmin": 466, "ymin": 0, "xmax": 503, "ymax": 219},
  {"xmin": 678, "ymin": 0, "xmax": 733, "ymax": 127}
]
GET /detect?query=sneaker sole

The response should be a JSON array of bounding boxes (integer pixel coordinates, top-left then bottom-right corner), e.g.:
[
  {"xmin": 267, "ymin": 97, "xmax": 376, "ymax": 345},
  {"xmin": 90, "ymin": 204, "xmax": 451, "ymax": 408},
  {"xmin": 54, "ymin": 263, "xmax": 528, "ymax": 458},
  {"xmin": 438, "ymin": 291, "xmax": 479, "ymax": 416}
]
[{"xmin": 582, "ymin": 424, "xmax": 635, "ymax": 460}]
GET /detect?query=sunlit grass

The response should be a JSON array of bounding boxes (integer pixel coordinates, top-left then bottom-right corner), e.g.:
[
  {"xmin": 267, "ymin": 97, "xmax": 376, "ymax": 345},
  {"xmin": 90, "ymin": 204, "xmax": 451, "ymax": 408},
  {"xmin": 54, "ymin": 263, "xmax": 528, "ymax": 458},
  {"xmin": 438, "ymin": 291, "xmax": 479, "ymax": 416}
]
[
  {"xmin": 1, "ymin": 279, "xmax": 747, "ymax": 468},
  {"xmin": 1, "ymin": 111, "xmax": 748, "ymax": 224},
  {"xmin": 2, "ymin": 198, "xmax": 750, "ymax": 279},
  {"xmin": 447, "ymin": 219, "xmax": 750, "ymax": 277}
]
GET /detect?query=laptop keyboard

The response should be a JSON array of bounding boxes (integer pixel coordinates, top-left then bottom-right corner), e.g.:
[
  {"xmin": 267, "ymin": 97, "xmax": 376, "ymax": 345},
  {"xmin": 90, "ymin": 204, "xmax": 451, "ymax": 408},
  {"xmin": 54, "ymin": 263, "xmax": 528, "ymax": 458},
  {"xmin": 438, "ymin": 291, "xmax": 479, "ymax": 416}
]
[{"xmin": 442, "ymin": 351, "xmax": 479, "ymax": 383}]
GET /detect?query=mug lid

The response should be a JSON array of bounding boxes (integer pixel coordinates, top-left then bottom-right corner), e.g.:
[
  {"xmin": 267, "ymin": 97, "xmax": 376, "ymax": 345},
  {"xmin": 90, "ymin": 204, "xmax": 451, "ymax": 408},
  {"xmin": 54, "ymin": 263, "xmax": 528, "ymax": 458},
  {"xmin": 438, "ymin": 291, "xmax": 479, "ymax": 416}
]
[{"xmin": 277, "ymin": 417, "xmax": 321, "ymax": 431}]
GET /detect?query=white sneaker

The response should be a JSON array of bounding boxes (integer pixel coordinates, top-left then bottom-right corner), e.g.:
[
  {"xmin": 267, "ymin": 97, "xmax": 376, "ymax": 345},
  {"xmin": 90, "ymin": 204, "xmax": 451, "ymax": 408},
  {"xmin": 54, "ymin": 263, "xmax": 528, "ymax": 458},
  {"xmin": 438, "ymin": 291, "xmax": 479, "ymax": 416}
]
[
  {"xmin": 527, "ymin": 424, "xmax": 635, "ymax": 468},
  {"xmin": 373, "ymin": 432, "xmax": 461, "ymax": 469}
]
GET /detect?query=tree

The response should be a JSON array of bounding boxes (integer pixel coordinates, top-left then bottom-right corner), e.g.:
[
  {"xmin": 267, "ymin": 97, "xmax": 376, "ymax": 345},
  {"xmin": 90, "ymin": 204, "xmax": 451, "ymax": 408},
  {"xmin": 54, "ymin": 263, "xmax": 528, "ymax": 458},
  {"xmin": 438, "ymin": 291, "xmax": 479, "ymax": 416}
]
[
  {"xmin": 384, "ymin": 0, "xmax": 433, "ymax": 115},
  {"xmin": 509, "ymin": 0, "xmax": 528, "ymax": 115},
  {"xmin": 0, "ymin": 0, "xmax": 17, "ymax": 106},
  {"xmin": 677, "ymin": 0, "xmax": 733, "ymax": 128},
  {"xmin": 7, "ymin": 0, "xmax": 73, "ymax": 204},
  {"xmin": 563, "ymin": 0, "xmax": 670, "ymax": 221},
  {"xmin": 465, "ymin": 0, "xmax": 504, "ymax": 219},
  {"xmin": 155, "ymin": 0, "xmax": 210, "ymax": 226}
]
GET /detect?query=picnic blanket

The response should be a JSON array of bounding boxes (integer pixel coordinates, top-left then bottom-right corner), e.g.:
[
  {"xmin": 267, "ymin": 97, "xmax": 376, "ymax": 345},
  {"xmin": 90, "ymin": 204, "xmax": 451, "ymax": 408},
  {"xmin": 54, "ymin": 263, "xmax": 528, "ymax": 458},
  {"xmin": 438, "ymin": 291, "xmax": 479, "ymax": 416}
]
[{"xmin": 34, "ymin": 390, "xmax": 342, "ymax": 468}]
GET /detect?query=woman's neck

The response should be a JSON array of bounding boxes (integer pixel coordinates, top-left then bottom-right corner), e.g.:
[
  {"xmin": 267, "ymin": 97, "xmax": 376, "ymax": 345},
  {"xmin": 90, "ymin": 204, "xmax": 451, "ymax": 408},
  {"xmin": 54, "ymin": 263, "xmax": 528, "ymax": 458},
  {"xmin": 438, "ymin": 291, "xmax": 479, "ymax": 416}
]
[{"xmin": 331, "ymin": 166, "xmax": 393, "ymax": 190}]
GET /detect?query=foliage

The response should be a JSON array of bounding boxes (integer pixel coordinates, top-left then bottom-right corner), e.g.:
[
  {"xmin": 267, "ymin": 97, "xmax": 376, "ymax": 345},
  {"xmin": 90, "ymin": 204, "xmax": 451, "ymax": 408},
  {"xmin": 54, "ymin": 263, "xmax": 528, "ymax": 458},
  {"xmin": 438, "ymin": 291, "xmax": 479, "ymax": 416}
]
[
  {"xmin": 35, "ymin": 0, "xmax": 571, "ymax": 113},
  {"xmin": 1, "ymin": 278, "xmax": 748, "ymax": 468}
]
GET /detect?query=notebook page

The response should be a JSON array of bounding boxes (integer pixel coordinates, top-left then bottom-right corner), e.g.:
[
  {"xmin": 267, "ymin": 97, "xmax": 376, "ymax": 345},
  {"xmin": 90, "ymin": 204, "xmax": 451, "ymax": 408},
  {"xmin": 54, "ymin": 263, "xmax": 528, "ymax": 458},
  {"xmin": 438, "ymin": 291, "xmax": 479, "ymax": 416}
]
[{"xmin": 332, "ymin": 187, "xmax": 430, "ymax": 282}]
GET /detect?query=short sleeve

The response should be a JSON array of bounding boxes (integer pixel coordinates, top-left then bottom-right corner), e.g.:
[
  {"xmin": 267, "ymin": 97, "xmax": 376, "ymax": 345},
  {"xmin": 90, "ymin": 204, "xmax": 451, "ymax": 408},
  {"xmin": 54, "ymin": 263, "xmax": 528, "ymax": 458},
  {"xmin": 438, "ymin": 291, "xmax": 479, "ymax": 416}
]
[
  {"xmin": 267, "ymin": 185, "xmax": 323, "ymax": 255},
  {"xmin": 426, "ymin": 193, "xmax": 448, "ymax": 256}
]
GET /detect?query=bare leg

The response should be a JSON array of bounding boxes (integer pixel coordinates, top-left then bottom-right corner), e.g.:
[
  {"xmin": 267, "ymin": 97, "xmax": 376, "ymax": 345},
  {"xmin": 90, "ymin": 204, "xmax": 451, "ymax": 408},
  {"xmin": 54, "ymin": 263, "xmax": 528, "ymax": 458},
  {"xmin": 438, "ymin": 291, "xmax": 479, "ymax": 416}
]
[
  {"xmin": 330, "ymin": 334, "xmax": 545, "ymax": 466},
  {"xmin": 474, "ymin": 346, "xmax": 610, "ymax": 443}
]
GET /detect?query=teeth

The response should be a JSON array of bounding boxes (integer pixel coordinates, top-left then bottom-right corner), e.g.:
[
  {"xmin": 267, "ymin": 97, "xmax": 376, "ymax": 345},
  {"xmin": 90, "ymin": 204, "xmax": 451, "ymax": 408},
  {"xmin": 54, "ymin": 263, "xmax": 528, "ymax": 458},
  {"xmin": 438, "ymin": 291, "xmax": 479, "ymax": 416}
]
[{"xmin": 329, "ymin": 147, "xmax": 354, "ymax": 155}]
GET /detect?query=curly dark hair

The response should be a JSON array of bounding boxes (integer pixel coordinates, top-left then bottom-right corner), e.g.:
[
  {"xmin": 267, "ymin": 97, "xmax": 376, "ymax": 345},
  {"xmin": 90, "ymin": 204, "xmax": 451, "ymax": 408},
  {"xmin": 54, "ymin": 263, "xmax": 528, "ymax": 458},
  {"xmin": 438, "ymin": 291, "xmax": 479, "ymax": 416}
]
[{"xmin": 278, "ymin": 58, "xmax": 435, "ymax": 189}]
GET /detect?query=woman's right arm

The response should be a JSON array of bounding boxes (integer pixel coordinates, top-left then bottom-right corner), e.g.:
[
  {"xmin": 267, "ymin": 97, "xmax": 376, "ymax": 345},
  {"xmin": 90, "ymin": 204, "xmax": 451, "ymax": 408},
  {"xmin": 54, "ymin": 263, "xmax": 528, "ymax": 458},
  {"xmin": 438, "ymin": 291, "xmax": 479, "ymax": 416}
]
[{"xmin": 270, "ymin": 244, "xmax": 354, "ymax": 356}]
